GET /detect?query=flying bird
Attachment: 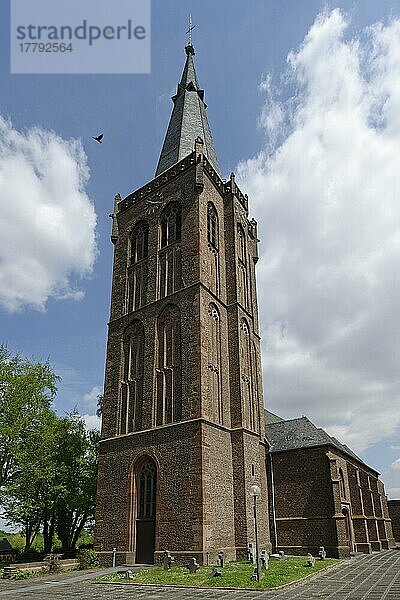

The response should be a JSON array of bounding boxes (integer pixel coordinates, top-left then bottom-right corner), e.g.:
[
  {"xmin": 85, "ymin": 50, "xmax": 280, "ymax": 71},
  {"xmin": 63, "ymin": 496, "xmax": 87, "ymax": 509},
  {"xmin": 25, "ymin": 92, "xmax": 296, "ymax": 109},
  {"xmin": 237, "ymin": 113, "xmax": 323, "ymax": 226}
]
[{"xmin": 92, "ymin": 133, "xmax": 104, "ymax": 143}]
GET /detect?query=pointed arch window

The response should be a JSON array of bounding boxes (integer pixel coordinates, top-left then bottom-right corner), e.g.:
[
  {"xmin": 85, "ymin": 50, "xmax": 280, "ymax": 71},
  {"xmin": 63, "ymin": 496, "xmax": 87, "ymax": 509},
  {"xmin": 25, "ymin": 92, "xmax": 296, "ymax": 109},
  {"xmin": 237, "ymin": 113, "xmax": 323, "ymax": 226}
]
[
  {"xmin": 119, "ymin": 321, "xmax": 144, "ymax": 434},
  {"xmin": 127, "ymin": 222, "xmax": 148, "ymax": 313},
  {"xmin": 339, "ymin": 468, "xmax": 346, "ymax": 499},
  {"xmin": 237, "ymin": 224, "xmax": 249, "ymax": 310},
  {"xmin": 137, "ymin": 458, "xmax": 156, "ymax": 519},
  {"xmin": 158, "ymin": 203, "xmax": 182, "ymax": 298},
  {"xmin": 207, "ymin": 203, "xmax": 218, "ymax": 249},
  {"xmin": 207, "ymin": 203, "xmax": 220, "ymax": 296},
  {"xmin": 207, "ymin": 303, "xmax": 223, "ymax": 424},
  {"xmin": 240, "ymin": 318, "xmax": 256, "ymax": 431},
  {"xmin": 155, "ymin": 305, "xmax": 182, "ymax": 425}
]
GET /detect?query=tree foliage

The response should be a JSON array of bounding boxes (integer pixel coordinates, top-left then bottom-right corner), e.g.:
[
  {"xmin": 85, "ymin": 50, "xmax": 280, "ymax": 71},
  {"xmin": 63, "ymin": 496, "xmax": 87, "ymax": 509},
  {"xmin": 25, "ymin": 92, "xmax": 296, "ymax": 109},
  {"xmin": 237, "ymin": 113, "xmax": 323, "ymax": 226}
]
[
  {"xmin": 54, "ymin": 414, "xmax": 99, "ymax": 551},
  {"xmin": 0, "ymin": 346, "xmax": 99, "ymax": 553},
  {"xmin": 0, "ymin": 345, "xmax": 58, "ymax": 488}
]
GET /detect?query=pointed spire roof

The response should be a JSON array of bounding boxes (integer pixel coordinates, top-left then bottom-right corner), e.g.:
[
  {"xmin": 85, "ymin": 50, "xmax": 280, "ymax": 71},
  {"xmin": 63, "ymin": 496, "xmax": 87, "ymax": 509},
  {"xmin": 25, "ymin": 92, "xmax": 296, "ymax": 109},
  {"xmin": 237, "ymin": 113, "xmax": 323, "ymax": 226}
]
[{"xmin": 155, "ymin": 44, "xmax": 221, "ymax": 177}]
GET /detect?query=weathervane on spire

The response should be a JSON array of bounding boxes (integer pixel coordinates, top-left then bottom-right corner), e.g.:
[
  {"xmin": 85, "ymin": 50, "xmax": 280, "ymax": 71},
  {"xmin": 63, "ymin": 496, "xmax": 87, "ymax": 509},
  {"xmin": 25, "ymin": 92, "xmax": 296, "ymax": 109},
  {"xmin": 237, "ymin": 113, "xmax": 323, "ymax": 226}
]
[{"xmin": 186, "ymin": 14, "xmax": 196, "ymax": 45}]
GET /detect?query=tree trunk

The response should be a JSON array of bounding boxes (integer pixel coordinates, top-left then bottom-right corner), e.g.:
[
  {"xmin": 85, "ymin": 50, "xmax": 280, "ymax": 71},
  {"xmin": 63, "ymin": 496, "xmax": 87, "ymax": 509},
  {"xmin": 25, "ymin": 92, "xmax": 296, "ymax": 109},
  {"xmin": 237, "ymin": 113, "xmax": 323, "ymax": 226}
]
[
  {"xmin": 43, "ymin": 504, "xmax": 55, "ymax": 553},
  {"xmin": 56, "ymin": 507, "xmax": 73, "ymax": 550},
  {"xmin": 71, "ymin": 512, "xmax": 88, "ymax": 549}
]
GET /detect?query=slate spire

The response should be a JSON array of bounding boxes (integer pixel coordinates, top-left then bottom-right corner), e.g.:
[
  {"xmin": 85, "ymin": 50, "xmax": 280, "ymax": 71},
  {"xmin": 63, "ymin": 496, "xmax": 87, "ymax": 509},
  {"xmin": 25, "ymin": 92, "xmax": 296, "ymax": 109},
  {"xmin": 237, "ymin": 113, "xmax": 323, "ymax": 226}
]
[{"xmin": 155, "ymin": 44, "xmax": 221, "ymax": 176}]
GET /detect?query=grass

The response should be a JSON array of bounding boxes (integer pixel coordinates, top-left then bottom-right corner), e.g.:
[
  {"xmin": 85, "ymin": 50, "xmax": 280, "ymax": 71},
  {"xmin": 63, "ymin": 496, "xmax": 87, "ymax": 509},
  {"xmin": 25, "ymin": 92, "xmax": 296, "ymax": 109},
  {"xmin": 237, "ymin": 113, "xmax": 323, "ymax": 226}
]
[{"xmin": 96, "ymin": 557, "xmax": 338, "ymax": 590}]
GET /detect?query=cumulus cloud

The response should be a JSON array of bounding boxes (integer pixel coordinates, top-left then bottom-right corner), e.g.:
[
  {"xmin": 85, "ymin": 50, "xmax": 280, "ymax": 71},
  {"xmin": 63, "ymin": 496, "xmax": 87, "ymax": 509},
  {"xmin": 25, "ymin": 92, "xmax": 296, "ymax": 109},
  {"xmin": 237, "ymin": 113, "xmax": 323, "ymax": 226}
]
[
  {"xmin": 83, "ymin": 385, "xmax": 102, "ymax": 408},
  {"xmin": 82, "ymin": 413, "xmax": 101, "ymax": 431},
  {"xmin": 0, "ymin": 116, "xmax": 97, "ymax": 311},
  {"xmin": 237, "ymin": 9, "xmax": 400, "ymax": 452},
  {"xmin": 81, "ymin": 386, "xmax": 102, "ymax": 431}
]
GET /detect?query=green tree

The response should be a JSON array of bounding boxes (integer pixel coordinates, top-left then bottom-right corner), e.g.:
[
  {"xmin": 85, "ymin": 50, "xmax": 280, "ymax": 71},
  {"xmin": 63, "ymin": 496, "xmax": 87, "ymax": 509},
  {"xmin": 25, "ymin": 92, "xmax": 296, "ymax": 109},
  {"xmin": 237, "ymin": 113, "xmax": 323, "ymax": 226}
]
[
  {"xmin": 0, "ymin": 345, "xmax": 58, "ymax": 488},
  {"xmin": 3, "ymin": 411, "xmax": 99, "ymax": 554},
  {"xmin": 1, "ymin": 348, "xmax": 99, "ymax": 554},
  {"xmin": 96, "ymin": 394, "xmax": 103, "ymax": 418},
  {"xmin": 54, "ymin": 413, "xmax": 99, "ymax": 552},
  {"xmin": 2, "ymin": 408, "xmax": 61, "ymax": 552}
]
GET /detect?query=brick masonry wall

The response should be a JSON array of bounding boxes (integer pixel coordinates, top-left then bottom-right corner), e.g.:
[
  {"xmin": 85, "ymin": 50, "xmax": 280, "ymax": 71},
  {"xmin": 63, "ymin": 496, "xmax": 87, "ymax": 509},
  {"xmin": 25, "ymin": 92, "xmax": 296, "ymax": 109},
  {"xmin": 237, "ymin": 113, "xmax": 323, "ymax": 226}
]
[
  {"xmin": 231, "ymin": 430, "xmax": 271, "ymax": 558},
  {"xmin": 388, "ymin": 500, "xmax": 400, "ymax": 542},
  {"xmin": 272, "ymin": 448, "xmax": 335, "ymax": 518},
  {"xmin": 199, "ymin": 286, "xmax": 231, "ymax": 426},
  {"xmin": 95, "ymin": 150, "xmax": 271, "ymax": 564},
  {"xmin": 348, "ymin": 463, "xmax": 395, "ymax": 551},
  {"xmin": 200, "ymin": 422, "xmax": 236, "ymax": 562},
  {"xmin": 102, "ymin": 166, "xmax": 201, "ymax": 440},
  {"xmin": 264, "ymin": 447, "xmax": 392, "ymax": 557},
  {"xmin": 378, "ymin": 480, "xmax": 395, "ymax": 548},
  {"xmin": 95, "ymin": 420, "xmax": 203, "ymax": 559},
  {"xmin": 198, "ymin": 175, "xmax": 228, "ymax": 306},
  {"xmin": 267, "ymin": 447, "xmax": 339, "ymax": 556}
]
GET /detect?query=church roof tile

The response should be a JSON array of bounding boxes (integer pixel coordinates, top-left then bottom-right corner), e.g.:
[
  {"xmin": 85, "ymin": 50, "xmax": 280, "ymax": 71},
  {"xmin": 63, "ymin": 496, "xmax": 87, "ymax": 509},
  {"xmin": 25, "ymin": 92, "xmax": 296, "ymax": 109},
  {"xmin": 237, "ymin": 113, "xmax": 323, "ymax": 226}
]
[{"xmin": 155, "ymin": 44, "xmax": 220, "ymax": 177}]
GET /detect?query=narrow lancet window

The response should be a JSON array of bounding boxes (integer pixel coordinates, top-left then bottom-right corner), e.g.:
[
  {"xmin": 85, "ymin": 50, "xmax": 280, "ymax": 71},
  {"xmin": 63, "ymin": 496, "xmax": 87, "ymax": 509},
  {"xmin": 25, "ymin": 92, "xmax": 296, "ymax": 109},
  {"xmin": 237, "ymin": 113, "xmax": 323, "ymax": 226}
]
[
  {"xmin": 237, "ymin": 224, "xmax": 249, "ymax": 310},
  {"xmin": 155, "ymin": 305, "xmax": 182, "ymax": 425},
  {"xmin": 239, "ymin": 318, "xmax": 256, "ymax": 430},
  {"xmin": 137, "ymin": 459, "xmax": 156, "ymax": 519},
  {"xmin": 127, "ymin": 222, "xmax": 148, "ymax": 313},
  {"xmin": 207, "ymin": 303, "xmax": 223, "ymax": 424},
  {"xmin": 120, "ymin": 321, "xmax": 144, "ymax": 434},
  {"xmin": 207, "ymin": 203, "xmax": 220, "ymax": 296},
  {"xmin": 158, "ymin": 204, "xmax": 182, "ymax": 298}
]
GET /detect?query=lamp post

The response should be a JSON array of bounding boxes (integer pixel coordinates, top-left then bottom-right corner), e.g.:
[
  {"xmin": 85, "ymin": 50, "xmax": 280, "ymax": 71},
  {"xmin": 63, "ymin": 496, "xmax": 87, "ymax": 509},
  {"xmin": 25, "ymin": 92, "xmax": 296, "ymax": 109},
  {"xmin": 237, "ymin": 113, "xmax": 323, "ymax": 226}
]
[{"xmin": 250, "ymin": 484, "xmax": 261, "ymax": 582}]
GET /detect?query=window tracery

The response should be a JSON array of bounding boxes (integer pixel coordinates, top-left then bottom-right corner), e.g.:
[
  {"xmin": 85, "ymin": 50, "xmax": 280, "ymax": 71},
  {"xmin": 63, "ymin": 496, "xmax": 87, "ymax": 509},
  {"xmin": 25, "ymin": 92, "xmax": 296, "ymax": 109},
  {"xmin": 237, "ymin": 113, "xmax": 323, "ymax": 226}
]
[
  {"xmin": 127, "ymin": 222, "xmax": 148, "ymax": 312},
  {"xmin": 158, "ymin": 204, "xmax": 182, "ymax": 298},
  {"xmin": 119, "ymin": 321, "xmax": 144, "ymax": 434},
  {"xmin": 207, "ymin": 303, "xmax": 223, "ymax": 424},
  {"xmin": 155, "ymin": 305, "xmax": 182, "ymax": 425}
]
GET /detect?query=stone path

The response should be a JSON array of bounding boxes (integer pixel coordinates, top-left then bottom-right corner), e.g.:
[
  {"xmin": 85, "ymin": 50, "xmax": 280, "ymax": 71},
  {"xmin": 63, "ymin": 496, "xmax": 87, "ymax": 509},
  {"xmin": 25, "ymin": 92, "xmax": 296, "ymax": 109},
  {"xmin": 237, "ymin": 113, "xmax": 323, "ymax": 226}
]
[{"xmin": 0, "ymin": 549, "xmax": 399, "ymax": 599}]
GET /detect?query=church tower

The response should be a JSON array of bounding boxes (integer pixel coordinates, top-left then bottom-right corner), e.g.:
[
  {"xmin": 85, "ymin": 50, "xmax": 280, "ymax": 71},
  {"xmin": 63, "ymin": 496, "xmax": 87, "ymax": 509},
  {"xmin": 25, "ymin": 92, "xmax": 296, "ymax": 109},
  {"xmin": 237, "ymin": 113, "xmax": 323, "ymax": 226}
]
[{"xmin": 95, "ymin": 43, "xmax": 270, "ymax": 565}]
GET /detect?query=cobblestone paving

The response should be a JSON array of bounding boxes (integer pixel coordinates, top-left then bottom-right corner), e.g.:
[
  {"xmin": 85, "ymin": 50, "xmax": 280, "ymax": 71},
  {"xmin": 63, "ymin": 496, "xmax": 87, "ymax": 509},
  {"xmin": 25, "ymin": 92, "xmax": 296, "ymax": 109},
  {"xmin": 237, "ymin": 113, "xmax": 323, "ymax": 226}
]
[{"xmin": 0, "ymin": 550, "xmax": 399, "ymax": 599}]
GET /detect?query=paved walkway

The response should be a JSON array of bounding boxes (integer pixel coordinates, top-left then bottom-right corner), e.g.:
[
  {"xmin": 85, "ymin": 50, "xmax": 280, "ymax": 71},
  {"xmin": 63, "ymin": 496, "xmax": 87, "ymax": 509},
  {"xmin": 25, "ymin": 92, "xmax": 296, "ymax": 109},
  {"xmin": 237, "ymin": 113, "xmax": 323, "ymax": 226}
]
[{"xmin": 0, "ymin": 549, "xmax": 399, "ymax": 599}]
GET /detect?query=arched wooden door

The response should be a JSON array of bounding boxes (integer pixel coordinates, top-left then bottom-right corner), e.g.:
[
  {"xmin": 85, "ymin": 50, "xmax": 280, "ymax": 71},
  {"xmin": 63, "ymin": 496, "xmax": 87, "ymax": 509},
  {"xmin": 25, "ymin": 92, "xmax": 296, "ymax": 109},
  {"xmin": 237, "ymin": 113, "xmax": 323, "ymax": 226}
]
[{"xmin": 135, "ymin": 458, "xmax": 157, "ymax": 564}]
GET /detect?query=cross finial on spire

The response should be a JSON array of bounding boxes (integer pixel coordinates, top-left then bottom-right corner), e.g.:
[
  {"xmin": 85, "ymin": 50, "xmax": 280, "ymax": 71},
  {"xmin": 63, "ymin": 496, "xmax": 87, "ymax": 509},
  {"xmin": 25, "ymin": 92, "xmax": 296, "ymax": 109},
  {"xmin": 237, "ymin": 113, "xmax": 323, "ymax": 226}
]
[{"xmin": 186, "ymin": 14, "xmax": 195, "ymax": 45}]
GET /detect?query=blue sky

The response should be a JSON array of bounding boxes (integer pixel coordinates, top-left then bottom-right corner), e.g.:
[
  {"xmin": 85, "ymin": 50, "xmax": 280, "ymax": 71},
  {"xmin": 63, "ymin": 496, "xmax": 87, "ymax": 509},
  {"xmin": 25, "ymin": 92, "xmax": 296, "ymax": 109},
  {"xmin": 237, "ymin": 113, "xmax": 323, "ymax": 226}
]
[{"xmin": 0, "ymin": 0, "xmax": 400, "ymax": 498}]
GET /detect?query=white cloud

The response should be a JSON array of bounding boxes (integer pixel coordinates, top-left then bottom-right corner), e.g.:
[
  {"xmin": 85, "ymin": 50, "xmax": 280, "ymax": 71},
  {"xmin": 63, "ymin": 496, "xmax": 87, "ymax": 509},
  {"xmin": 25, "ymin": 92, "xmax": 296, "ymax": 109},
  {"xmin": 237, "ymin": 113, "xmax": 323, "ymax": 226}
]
[
  {"xmin": 391, "ymin": 445, "xmax": 400, "ymax": 450},
  {"xmin": 387, "ymin": 487, "xmax": 400, "ymax": 499},
  {"xmin": 82, "ymin": 413, "xmax": 101, "ymax": 431},
  {"xmin": 0, "ymin": 116, "xmax": 97, "ymax": 312},
  {"xmin": 83, "ymin": 385, "xmax": 102, "ymax": 408},
  {"xmin": 237, "ymin": 9, "xmax": 400, "ymax": 452},
  {"xmin": 391, "ymin": 459, "xmax": 400, "ymax": 471}
]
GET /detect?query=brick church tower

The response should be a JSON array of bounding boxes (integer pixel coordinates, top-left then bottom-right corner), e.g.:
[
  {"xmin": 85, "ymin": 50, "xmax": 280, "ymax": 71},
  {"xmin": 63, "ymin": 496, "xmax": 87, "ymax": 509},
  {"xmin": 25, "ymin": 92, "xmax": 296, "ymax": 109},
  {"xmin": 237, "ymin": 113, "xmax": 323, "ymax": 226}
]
[{"xmin": 94, "ymin": 43, "xmax": 270, "ymax": 565}]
